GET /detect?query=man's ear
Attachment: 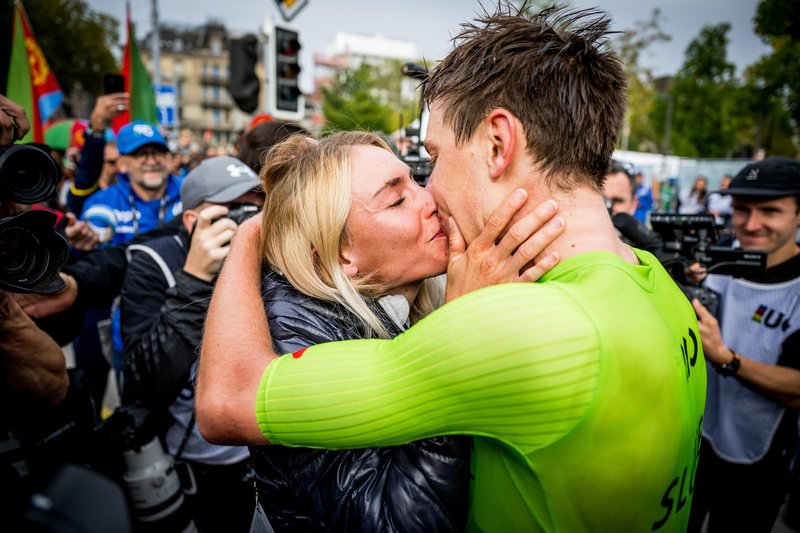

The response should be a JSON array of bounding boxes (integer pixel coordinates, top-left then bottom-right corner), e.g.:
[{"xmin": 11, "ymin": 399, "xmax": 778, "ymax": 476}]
[
  {"xmin": 485, "ymin": 108, "xmax": 517, "ymax": 180},
  {"xmin": 182, "ymin": 209, "xmax": 198, "ymax": 234},
  {"xmin": 339, "ymin": 244, "xmax": 359, "ymax": 278}
]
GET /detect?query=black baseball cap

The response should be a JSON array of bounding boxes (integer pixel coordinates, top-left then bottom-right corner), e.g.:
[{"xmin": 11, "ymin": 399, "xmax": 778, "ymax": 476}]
[{"xmin": 724, "ymin": 157, "xmax": 800, "ymax": 198}]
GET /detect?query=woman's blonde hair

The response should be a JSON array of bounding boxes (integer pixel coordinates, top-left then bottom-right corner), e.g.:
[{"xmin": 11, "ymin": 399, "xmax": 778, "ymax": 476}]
[{"xmin": 260, "ymin": 131, "xmax": 443, "ymax": 338}]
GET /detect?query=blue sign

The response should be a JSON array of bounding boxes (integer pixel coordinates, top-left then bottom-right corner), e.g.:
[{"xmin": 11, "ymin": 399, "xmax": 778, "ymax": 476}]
[{"xmin": 154, "ymin": 84, "xmax": 177, "ymax": 128}]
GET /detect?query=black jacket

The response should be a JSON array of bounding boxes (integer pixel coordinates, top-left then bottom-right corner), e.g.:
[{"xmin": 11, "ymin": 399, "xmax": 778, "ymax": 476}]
[
  {"xmin": 251, "ymin": 268, "xmax": 471, "ymax": 532},
  {"xmin": 120, "ymin": 231, "xmax": 210, "ymax": 409}
]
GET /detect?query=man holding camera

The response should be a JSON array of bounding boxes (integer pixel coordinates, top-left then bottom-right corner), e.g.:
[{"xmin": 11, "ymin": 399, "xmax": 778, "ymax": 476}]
[
  {"xmin": 689, "ymin": 157, "xmax": 800, "ymax": 532},
  {"xmin": 120, "ymin": 156, "xmax": 263, "ymax": 532}
]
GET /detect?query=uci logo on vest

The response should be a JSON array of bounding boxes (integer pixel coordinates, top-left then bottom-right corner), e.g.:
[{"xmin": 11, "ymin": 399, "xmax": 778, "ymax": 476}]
[{"xmin": 752, "ymin": 304, "xmax": 791, "ymax": 332}]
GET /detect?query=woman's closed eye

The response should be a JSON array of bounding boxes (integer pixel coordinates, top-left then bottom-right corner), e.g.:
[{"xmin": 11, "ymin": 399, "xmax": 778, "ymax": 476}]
[{"xmin": 390, "ymin": 197, "xmax": 405, "ymax": 208}]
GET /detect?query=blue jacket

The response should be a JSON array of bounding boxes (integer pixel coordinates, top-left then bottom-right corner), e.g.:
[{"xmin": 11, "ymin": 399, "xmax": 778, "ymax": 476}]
[{"xmin": 80, "ymin": 174, "xmax": 183, "ymax": 246}]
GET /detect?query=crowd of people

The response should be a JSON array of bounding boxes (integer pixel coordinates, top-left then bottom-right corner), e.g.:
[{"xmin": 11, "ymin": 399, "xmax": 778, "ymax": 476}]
[{"xmin": 1, "ymin": 2, "xmax": 799, "ymax": 533}]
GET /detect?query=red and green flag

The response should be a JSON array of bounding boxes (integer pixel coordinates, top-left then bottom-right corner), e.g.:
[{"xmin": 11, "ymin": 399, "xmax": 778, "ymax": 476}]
[
  {"xmin": 6, "ymin": 1, "xmax": 64, "ymax": 143},
  {"xmin": 112, "ymin": 3, "xmax": 158, "ymax": 133}
]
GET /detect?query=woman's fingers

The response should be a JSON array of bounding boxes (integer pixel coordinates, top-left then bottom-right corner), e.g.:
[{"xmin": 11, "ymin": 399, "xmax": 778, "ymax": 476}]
[
  {"xmin": 505, "ymin": 216, "xmax": 564, "ymax": 276},
  {"xmin": 470, "ymin": 188, "xmax": 528, "ymax": 254},
  {"xmin": 493, "ymin": 198, "xmax": 558, "ymax": 261},
  {"xmin": 519, "ymin": 251, "xmax": 560, "ymax": 282}
]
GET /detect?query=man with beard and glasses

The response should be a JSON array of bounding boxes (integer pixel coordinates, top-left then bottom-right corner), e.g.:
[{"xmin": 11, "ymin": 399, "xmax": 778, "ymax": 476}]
[{"xmin": 81, "ymin": 121, "xmax": 183, "ymax": 246}]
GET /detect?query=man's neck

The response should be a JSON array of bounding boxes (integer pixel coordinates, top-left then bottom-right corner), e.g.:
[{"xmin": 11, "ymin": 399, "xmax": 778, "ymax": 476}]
[{"xmin": 527, "ymin": 185, "xmax": 638, "ymax": 265}]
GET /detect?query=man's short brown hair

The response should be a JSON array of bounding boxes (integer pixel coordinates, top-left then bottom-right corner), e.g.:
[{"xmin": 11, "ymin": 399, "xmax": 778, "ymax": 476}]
[{"xmin": 423, "ymin": 3, "xmax": 627, "ymax": 191}]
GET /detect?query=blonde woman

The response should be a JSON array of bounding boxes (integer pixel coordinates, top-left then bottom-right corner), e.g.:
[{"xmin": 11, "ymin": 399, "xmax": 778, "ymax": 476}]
[{"xmin": 249, "ymin": 131, "xmax": 561, "ymax": 531}]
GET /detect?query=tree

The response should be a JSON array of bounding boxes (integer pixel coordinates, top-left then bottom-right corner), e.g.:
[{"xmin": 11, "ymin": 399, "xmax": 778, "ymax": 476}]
[
  {"xmin": 612, "ymin": 9, "xmax": 671, "ymax": 152},
  {"xmin": 0, "ymin": 0, "xmax": 119, "ymax": 107},
  {"xmin": 745, "ymin": 0, "xmax": 800, "ymax": 154},
  {"xmin": 660, "ymin": 23, "xmax": 737, "ymax": 157},
  {"xmin": 322, "ymin": 60, "xmax": 418, "ymax": 135}
]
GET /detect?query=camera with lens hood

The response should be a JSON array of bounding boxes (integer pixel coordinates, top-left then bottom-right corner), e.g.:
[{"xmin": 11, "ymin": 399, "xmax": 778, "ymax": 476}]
[
  {"xmin": 650, "ymin": 212, "xmax": 767, "ymax": 316},
  {"xmin": 0, "ymin": 143, "xmax": 69, "ymax": 294}
]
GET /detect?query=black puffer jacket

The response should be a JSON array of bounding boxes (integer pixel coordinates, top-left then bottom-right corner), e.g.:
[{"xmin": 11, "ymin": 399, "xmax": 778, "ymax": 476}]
[{"xmin": 250, "ymin": 268, "xmax": 471, "ymax": 532}]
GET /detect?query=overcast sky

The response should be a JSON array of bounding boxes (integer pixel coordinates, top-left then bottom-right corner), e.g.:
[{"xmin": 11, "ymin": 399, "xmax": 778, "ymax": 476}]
[{"xmin": 85, "ymin": 0, "xmax": 770, "ymax": 93}]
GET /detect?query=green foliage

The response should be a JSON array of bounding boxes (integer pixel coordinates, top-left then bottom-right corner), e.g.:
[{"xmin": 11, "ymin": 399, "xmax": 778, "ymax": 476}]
[
  {"xmin": 612, "ymin": 9, "xmax": 670, "ymax": 152},
  {"xmin": 663, "ymin": 24, "xmax": 738, "ymax": 157},
  {"xmin": 747, "ymin": 0, "xmax": 800, "ymax": 150},
  {"xmin": 322, "ymin": 60, "xmax": 418, "ymax": 135},
  {"xmin": 0, "ymin": 0, "xmax": 119, "ymax": 101}
]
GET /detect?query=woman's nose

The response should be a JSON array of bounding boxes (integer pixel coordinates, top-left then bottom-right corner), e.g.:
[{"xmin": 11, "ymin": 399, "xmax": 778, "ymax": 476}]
[{"xmin": 417, "ymin": 187, "xmax": 437, "ymax": 215}]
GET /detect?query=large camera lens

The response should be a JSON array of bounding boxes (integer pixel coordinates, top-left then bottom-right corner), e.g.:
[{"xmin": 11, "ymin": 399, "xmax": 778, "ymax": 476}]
[
  {"xmin": 0, "ymin": 225, "xmax": 49, "ymax": 282},
  {"xmin": 0, "ymin": 144, "xmax": 60, "ymax": 204},
  {"xmin": 0, "ymin": 210, "xmax": 67, "ymax": 294}
]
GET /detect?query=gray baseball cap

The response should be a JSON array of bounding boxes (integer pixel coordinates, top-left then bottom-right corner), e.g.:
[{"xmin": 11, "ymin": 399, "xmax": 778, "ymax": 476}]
[{"xmin": 180, "ymin": 156, "xmax": 262, "ymax": 209}]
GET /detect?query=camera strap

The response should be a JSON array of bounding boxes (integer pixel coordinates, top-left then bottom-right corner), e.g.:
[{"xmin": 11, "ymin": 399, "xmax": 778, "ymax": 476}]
[
  {"xmin": 128, "ymin": 193, "xmax": 168, "ymax": 236},
  {"xmin": 173, "ymin": 409, "xmax": 196, "ymax": 462}
]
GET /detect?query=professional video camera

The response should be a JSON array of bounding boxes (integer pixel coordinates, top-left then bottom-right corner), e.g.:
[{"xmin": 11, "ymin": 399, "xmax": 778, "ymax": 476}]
[
  {"xmin": 401, "ymin": 62, "xmax": 433, "ymax": 185},
  {"xmin": 0, "ymin": 143, "xmax": 68, "ymax": 294},
  {"xmin": 649, "ymin": 212, "xmax": 767, "ymax": 316}
]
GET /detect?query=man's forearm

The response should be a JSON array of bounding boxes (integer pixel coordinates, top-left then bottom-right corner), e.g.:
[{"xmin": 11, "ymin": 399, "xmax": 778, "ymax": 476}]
[
  {"xmin": 0, "ymin": 292, "xmax": 68, "ymax": 406},
  {"xmin": 737, "ymin": 355, "xmax": 800, "ymax": 409},
  {"xmin": 196, "ymin": 218, "xmax": 274, "ymax": 444}
]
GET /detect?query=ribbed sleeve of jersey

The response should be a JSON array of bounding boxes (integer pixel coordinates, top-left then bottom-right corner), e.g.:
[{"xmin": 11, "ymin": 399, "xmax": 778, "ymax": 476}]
[{"xmin": 257, "ymin": 282, "xmax": 601, "ymax": 455}]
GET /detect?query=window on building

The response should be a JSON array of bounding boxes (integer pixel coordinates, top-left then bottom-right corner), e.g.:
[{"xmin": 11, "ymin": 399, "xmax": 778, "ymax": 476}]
[
  {"xmin": 212, "ymin": 64, "xmax": 220, "ymax": 78},
  {"xmin": 211, "ymin": 38, "xmax": 222, "ymax": 56},
  {"xmin": 212, "ymin": 109, "xmax": 221, "ymax": 125},
  {"xmin": 202, "ymin": 62, "xmax": 208, "ymax": 76},
  {"xmin": 212, "ymin": 86, "xmax": 220, "ymax": 101}
]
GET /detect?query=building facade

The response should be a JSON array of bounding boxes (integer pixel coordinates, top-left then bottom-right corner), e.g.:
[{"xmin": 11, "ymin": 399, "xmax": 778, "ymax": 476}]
[{"xmin": 141, "ymin": 20, "xmax": 265, "ymax": 150}]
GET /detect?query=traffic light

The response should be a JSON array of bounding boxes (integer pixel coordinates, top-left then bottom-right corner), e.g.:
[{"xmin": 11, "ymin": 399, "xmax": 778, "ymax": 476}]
[{"xmin": 268, "ymin": 25, "xmax": 303, "ymax": 120}]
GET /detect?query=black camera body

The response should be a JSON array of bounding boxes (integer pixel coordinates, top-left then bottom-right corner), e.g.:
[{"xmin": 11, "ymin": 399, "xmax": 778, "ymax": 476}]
[
  {"xmin": 650, "ymin": 212, "xmax": 767, "ymax": 316},
  {"xmin": 224, "ymin": 202, "xmax": 260, "ymax": 225},
  {"xmin": 0, "ymin": 143, "xmax": 68, "ymax": 294}
]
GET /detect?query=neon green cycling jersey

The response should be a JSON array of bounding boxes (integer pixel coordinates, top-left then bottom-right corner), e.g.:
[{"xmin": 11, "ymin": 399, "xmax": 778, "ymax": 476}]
[{"xmin": 256, "ymin": 249, "xmax": 707, "ymax": 532}]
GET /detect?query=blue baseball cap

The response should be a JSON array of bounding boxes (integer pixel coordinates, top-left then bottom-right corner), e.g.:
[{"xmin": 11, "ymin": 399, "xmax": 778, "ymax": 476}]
[{"xmin": 117, "ymin": 121, "xmax": 168, "ymax": 155}]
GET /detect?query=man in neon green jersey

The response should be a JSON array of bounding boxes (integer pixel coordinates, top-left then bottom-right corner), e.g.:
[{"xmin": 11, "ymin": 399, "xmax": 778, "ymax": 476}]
[{"xmin": 196, "ymin": 4, "xmax": 706, "ymax": 531}]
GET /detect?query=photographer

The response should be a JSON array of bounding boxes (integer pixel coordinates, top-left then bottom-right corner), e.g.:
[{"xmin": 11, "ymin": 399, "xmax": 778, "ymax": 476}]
[
  {"xmin": 688, "ymin": 157, "xmax": 800, "ymax": 533},
  {"xmin": 604, "ymin": 161, "xmax": 662, "ymax": 254},
  {"xmin": 121, "ymin": 156, "xmax": 262, "ymax": 532}
]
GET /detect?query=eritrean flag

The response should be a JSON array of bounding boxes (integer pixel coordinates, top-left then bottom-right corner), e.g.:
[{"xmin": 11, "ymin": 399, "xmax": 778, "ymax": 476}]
[
  {"xmin": 112, "ymin": 2, "xmax": 158, "ymax": 133},
  {"xmin": 6, "ymin": 1, "xmax": 64, "ymax": 143}
]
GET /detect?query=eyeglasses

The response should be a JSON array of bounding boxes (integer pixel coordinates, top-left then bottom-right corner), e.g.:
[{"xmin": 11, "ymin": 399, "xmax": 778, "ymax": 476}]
[{"xmin": 132, "ymin": 148, "xmax": 167, "ymax": 161}]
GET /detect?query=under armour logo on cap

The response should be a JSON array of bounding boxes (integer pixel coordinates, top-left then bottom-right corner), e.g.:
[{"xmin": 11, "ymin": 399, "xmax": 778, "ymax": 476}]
[
  {"xmin": 745, "ymin": 169, "xmax": 759, "ymax": 180},
  {"xmin": 226, "ymin": 163, "xmax": 253, "ymax": 178}
]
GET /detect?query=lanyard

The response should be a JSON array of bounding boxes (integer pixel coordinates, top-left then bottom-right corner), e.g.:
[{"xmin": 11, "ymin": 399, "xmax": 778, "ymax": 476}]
[{"xmin": 128, "ymin": 192, "xmax": 168, "ymax": 236}]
